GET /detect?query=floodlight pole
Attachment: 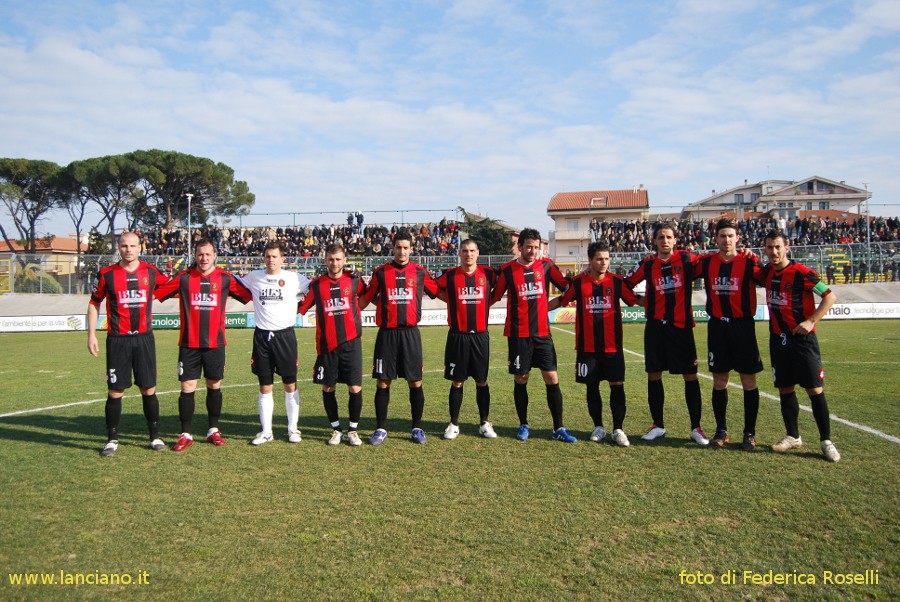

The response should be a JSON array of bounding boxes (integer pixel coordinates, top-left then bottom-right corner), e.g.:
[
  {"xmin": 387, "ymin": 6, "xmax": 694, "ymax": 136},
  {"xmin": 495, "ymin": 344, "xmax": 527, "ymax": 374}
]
[{"xmin": 185, "ymin": 193, "xmax": 194, "ymax": 254}]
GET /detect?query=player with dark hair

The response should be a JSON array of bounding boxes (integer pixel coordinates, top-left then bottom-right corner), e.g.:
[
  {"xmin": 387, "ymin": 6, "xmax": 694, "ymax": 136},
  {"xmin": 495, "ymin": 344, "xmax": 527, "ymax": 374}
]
[
  {"xmin": 754, "ymin": 229, "xmax": 840, "ymax": 462},
  {"xmin": 155, "ymin": 238, "xmax": 252, "ymax": 451},
  {"xmin": 434, "ymin": 238, "xmax": 499, "ymax": 439},
  {"xmin": 491, "ymin": 228, "xmax": 574, "ymax": 442},
  {"xmin": 87, "ymin": 231, "xmax": 169, "ymax": 456},
  {"xmin": 552, "ymin": 241, "xmax": 638, "ymax": 446},
  {"xmin": 625, "ymin": 223, "xmax": 709, "ymax": 446},
  {"xmin": 298, "ymin": 243, "xmax": 367, "ymax": 446},
  {"xmin": 695, "ymin": 218, "xmax": 763, "ymax": 451},
  {"xmin": 361, "ymin": 229, "xmax": 439, "ymax": 445},
  {"xmin": 240, "ymin": 240, "xmax": 310, "ymax": 445}
]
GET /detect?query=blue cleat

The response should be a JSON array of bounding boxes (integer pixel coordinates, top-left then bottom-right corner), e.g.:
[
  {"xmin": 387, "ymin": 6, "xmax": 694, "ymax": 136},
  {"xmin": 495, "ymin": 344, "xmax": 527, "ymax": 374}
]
[
  {"xmin": 411, "ymin": 428, "xmax": 427, "ymax": 444},
  {"xmin": 551, "ymin": 427, "xmax": 577, "ymax": 443},
  {"xmin": 369, "ymin": 429, "xmax": 388, "ymax": 446},
  {"xmin": 516, "ymin": 424, "xmax": 530, "ymax": 441}
]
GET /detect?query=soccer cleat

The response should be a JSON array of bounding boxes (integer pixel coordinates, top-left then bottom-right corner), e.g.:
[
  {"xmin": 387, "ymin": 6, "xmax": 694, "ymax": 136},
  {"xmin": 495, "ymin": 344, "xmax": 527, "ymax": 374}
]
[
  {"xmin": 516, "ymin": 424, "xmax": 530, "ymax": 441},
  {"xmin": 370, "ymin": 428, "xmax": 388, "ymax": 446},
  {"xmin": 821, "ymin": 440, "xmax": 841, "ymax": 462},
  {"xmin": 149, "ymin": 438, "xmax": 166, "ymax": 452},
  {"xmin": 206, "ymin": 429, "xmax": 226, "ymax": 446},
  {"xmin": 327, "ymin": 430, "xmax": 343, "ymax": 446},
  {"xmin": 173, "ymin": 434, "xmax": 193, "ymax": 452},
  {"xmin": 288, "ymin": 430, "xmax": 302, "ymax": 443},
  {"xmin": 252, "ymin": 432, "xmax": 274, "ymax": 446},
  {"xmin": 411, "ymin": 428, "xmax": 427, "ymax": 444},
  {"xmin": 611, "ymin": 429, "xmax": 630, "ymax": 447},
  {"xmin": 100, "ymin": 440, "xmax": 118, "ymax": 457},
  {"xmin": 551, "ymin": 427, "xmax": 577, "ymax": 443},
  {"xmin": 740, "ymin": 433, "xmax": 757, "ymax": 452},
  {"xmin": 709, "ymin": 429, "xmax": 729, "ymax": 448},
  {"xmin": 479, "ymin": 422, "xmax": 498, "ymax": 439},
  {"xmin": 772, "ymin": 435, "xmax": 803, "ymax": 452},
  {"xmin": 443, "ymin": 423, "xmax": 460, "ymax": 440},
  {"xmin": 347, "ymin": 431, "xmax": 362, "ymax": 447},
  {"xmin": 640, "ymin": 424, "xmax": 667, "ymax": 440},
  {"xmin": 690, "ymin": 427, "xmax": 710, "ymax": 446},
  {"xmin": 589, "ymin": 426, "xmax": 607, "ymax": 442}
]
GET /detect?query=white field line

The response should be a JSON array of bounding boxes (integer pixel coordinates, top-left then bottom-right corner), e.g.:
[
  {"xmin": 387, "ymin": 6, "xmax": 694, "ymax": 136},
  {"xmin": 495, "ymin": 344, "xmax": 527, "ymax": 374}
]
[{"xmin": 551, "ymin": 325, "xmax": 900, "ymax": 445}]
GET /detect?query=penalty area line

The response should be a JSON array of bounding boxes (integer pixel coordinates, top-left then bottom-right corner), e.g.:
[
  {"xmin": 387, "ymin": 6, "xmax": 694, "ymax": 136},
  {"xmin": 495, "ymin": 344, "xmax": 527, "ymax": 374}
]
[{"xmin": 551, "ymin": 325, "xmax": 900, "ymax": 445}]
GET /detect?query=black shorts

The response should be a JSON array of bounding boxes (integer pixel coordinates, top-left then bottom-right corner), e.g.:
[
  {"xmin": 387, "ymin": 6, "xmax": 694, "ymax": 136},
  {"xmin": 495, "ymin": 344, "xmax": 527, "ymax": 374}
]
[
  {"xmin": 575, "ymin": 349, "xmax": 625, "ymax": 384},
  {"xmin": 251, "ymin": 327, "xmax": 298, "ymax": 386},
  {"xmin": 769, "ymin": 331, "xmax": 824, "ymax": 389},
  {"xmin": 707, "ymin": 318, "xmax": 763, "ymax": 375},
  {"xmin": 314, "ymin": 337, "xmax": 363, "ymax": 387},
  {"xmin": 643, "ymin": 320, "xmax": 698, "ymax": 375},
  {"xmin": 106, "ymin": 333, "xmax": 157, "ymax": 390},
  {"xmin": 444, "ymin": 331, "xmax": 490, "ymax": 383},
  {"xmin": 372, "ymin": 327, "xmax": 423, "ymax": 381},
  {"xmin": 507, "ymin": 336, "xmax": 558, "ymax": 375},
  {"xmin": 178, "ymin": 346, "xmax": 227, "ymax": 382}
]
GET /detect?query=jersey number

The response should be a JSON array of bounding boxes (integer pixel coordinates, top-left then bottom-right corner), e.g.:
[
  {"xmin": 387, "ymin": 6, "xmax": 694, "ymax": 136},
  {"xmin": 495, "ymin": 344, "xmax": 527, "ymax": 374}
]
[
  {"xmin": 577, "ymin": 363, "xmax": 588, "ymax": 378},
  {"xmin": 107, "ymin": 368, "xmax": 117, "ymax": 384},
  {"xmin": 448, "ymin": 362, "xmax": 456, "ymax": 375}
]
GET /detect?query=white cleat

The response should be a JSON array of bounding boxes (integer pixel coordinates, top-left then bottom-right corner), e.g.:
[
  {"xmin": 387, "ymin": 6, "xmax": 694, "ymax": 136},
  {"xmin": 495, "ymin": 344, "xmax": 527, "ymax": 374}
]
[
  {"xmin": 611, "ymin": 429, "xmax": 630, "ymax": 447},
  {"xmin": 690, "ymin": 427, "xmax": 710, "ymax": 447},
  {"xmin": 772, "ymin": 435, "xmax": 803, "ymax": 452},
  {"xmin": 327, "ymin": 430, "xmax": 343, "ymax": 445},
  {"xmin": 589, "ymin": 426, "xmax": 608, "ymax": 442},
  {"xmin": 821, "ymin": 439, "xmax": 841, "ymax": 462},
  {"xmin": 252, "ymin": 432, "xmax": 274, "ymax": 446},
  {"xmin": 641, "ymin": 425, "xmax": 667, "ymax": 441},
  {"xmin": 288, "ymin": 430, "xmax": 302, "ymax": 443},
  {"xmin": 443, "ymin": 423, "xmax": 460, "ymax": 440},
  {"xmin": 347, "ymin": 431, "xmax": 362, "ymax": 447},
  {"xmin": 479, "ymin": 422, "xmax": 498, "ymax": 439}
]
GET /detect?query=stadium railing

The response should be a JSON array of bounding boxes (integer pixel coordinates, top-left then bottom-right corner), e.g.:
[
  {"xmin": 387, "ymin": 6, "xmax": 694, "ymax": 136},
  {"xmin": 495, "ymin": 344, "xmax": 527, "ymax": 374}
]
[{"xmin": 1, "ymin": 243, "xmax": 897, "ymax": 295}]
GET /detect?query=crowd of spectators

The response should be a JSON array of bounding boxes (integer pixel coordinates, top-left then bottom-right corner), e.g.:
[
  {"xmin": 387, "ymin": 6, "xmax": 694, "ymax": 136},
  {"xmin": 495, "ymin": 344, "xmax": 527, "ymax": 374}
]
[
  {"xmin": 588, "ymin": 215, "xmax": 900, "ymax": 252},
  {"xmin": 137, "ymin": 216, "xmax": 462, "ymax": 258}
]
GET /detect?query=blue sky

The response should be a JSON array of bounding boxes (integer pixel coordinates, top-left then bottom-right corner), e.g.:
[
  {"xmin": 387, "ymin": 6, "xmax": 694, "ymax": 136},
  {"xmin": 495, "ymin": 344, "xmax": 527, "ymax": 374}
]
[{"xmin": 2, "ymin": 0, "xmax": 899, "ymax": 237}]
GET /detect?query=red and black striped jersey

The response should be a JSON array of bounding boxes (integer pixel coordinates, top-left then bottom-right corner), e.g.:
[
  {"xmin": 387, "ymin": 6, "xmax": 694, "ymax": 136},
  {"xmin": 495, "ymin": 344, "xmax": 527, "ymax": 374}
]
[
  {"xmin": 154, "ymin": 267, "xmax": 252, "ymax": 348},
  {"xmin": 695, "ymin": 253, "xmax": 759, "ymax": 320},
  {"xmin": 558, "ymin": 272, "xmax": 638, "ymax": 353},
  {"xmin": 298, "ymin": 271, "xmax": 365, "ymax": 354},
  {"xmin": 754, "ymin": 261, "xmax": 828, "ymax": 335},
  {"xmin": 491, "ymin": 258, "xmax": 570, "ymax": 338},
  {"xmin": 361, "ymin": 261, "xmax": 438, "ymax": 328},
  {"xmin": 625, "ymin": 251, "xmax": 698, "ymax": 328},
  {"xmin": 434, "ymin": 265, "xmax": 497, "ymax": 333},
  {"xmin": 89, "ymin": 261, "xmax": 168, "ymax": 336}
]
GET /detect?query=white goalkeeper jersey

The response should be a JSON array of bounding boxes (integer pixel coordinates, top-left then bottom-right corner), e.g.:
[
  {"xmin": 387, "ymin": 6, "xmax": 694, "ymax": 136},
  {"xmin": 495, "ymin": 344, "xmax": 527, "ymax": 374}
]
[{"xmin": 240, "ymin": 269, "xmax": 311, "ymax": 331}]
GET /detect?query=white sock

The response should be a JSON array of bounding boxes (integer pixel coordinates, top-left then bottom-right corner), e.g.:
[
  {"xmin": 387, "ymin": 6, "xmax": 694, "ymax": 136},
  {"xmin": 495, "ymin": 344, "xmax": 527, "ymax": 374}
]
[
  {"xmin": 258, "ymin": 392, "xmax": 274, "ymax": 435},
  {"xmin": 286, "ymin": 390, "xmax": 300, "ymax": 432}
]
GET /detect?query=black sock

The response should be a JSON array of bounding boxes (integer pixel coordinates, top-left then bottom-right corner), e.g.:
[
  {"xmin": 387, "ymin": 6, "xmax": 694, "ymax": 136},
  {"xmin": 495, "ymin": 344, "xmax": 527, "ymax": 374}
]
[
  {"xmin": 409, "ymin": 386, "xmax": 425, "ymax": 429},
  {"xmin": 105, "ymin": 395, "xmax": 122, "ymax": 441},
  {"xmin": 586, "ymin": 384, "xmax": 603, "ymax": 427},
  {"xmin": 348, "ymin": 391, "xmax": 363, "ymax": 425},
  {"xmin": 743, "ymin": 388, "xmax": 759, "ymax": 436},
  {"xmin": 546, "ymin": 383, "xmax": 563, "ymax": 430},
  {"xmin": 610, "ymin": 384, "xmax": 626, "ymax": 430},
  {"xmin": 648, "ymin": 379, "xmax": 665, "ymax": 428},
  {"xmin": 374, "ymin": 387, "xmax": 390, "ymax": 430},
  {"xmin": 475, "ymin": 385, "xmax": 490, "ymax": 423},
  {"xmin": 141, "ymin": 393, "xmax": 160, "ymax": 440},
  {"xmin": 178, "ymin": 391, "xmax": 195, "ymax": 433},
  {"xmin": 809, "ymin": 392, "xmax": 831, "ymax": 441},
  {"xmin": 448, "ymin": 386, "xmax": 463, "ymax": 425},
  {"xmin": 514, "ymin": 382, "xmax": 529, "ymax": 425},
  {"xmin": 685, "ymin": 379, "xmax": 702, "ymax": 429},
  {"xmin": 779, "ymin": 391, "xmax": 800, "ymax": 438},
  {"xmin": 206, "ymin": 388, "xmax": 223, "ymax": 430},
  {"xmin": 322, "ymin": 390, "xmax": 339, "ymax": 424},
  {"xmin": 712, "ymin": 388, "xmax": 728, "ymax": 432}
]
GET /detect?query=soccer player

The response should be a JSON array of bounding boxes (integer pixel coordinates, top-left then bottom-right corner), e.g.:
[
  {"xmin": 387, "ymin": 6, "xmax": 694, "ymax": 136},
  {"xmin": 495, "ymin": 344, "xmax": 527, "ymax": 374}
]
[
  {"xmin": 754, "ymin": 229, "xmax": 841, "ymax": 462},
  {"xmin": 490, "ymin": 228, "xmax": 574, "ymax": 442},
  {"xmin": 87, "ymin": 231, "xmax": 169, "ymax": 456},
  {"xmin": 434, "ymin": 238, "xmax": 499, "ymax": 439},
  {"xmin": 552, "ymin": 241, "xmax": 638, "ymax": 446},
  {"xmin": 239, "ymin": 240, "xmax": 310, "ymax": 445},
  {"xmin": 624, "ymin": 223, "xmax": 709, "ymax": 446},
  {"xmin": 298, "ymin": 243, "xmax": 367, "ymax": 447},
  {"xmin": 155, "ymin": 238, "xmax": 252, "ymax": 451},
  {"xmin": 360, "ymin": 229, "xmax": 439, "ymax": 445},
  {"xmin": 695, "ymin": 218, "xmax": 763, "ymax": 451}
]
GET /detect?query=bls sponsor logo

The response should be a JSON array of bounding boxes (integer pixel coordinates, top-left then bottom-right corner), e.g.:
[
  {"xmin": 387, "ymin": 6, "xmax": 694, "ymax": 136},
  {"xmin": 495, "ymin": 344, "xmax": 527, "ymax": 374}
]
[
  {"xmin": 517, "ymin": 282, "xmax": 544, "ymax": 298},
  {"xmin": 767, "ymin": 291, "xmax": 789, "ymax": 307},
  {"xmin": 585, "ymin": 296, "xmax": 612, "ymax": 312},
  {"xmin": 191, "ymin": 292, "xmax": 218, "ymax": 307},
  {"xmin": 653, "ymin": 275, "xmax": 682, "ymax": 291},
  {"xmin": 324, "ymin": 297, "xmax": 350, "ymax": 313},
  {"xmin": 387, "ymin": 288, "xmax": 413, "ymax": 301},
  {"xmin": 117, "ymin": 290, "xmax": 147, "ymax": 306},
  {"xmin": 711, "ymin": 277, "xmax": 739, "ymax": 293},
  {"xmin": 457, "ymin": 286, "xmax": 484, "ymax": 301}
]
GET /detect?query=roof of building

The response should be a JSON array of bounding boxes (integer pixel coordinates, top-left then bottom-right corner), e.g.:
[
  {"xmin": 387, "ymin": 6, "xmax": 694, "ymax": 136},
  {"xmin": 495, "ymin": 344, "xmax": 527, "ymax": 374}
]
[
  {"xmin": 0, "ymin": 236, "xmax": 87, "ymax": 254},
  {"xmin": 547, "ymin": 189, "xmax": 649, "ymax": 212}
]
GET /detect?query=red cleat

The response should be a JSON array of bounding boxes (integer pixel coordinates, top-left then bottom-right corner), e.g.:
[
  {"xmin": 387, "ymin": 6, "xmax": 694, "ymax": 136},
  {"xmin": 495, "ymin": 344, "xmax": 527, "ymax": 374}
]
[
  {"xmin": 206, "ymin": 430, "xmax": 226, "ymax": 446},
  {"xmin": 173, "ymin": 434, "xmax": 193, "ymax": 452}
]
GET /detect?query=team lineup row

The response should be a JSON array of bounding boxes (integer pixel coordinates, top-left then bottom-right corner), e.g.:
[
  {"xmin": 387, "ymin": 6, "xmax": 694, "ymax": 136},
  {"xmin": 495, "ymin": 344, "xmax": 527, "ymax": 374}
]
[{"xmin": 87, "ymin": 221, "xmax": 840, "ymax": 462}]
